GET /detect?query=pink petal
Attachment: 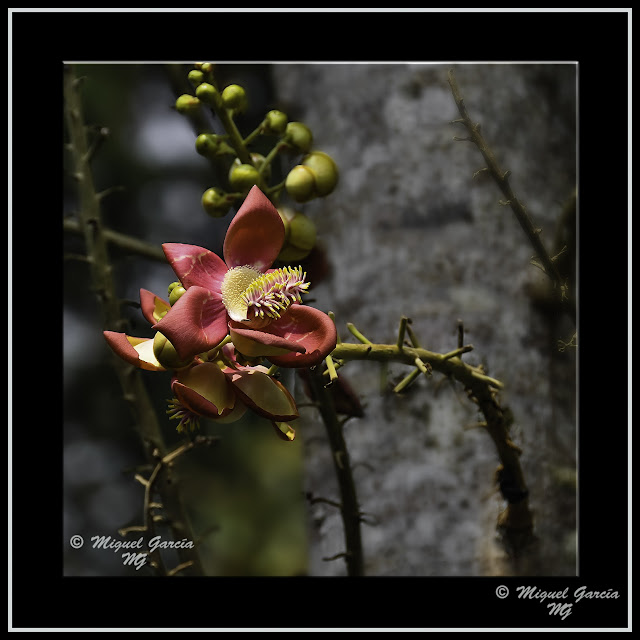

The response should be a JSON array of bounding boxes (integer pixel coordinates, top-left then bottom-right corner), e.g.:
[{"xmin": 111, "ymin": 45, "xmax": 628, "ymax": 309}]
[
  {"xmin": 226, "ymin": 368, "xmax": 299, "ymax": 421},
  {"xmin": 241, "ymin": 305, "xmax": 337, "ymax": 368},
  {"xmin": 223, "ymin": 186, "xmax": 285, "ymax": 271},
  {"xmin": 229, "ymin": 322, "xmax": 307, "ymax": 358},
  {"xmin": 139, "ymin": 289, "xmax": 171, "ymax": 325},
  {"xmin": 173, "ymin": 363, "xmax": 236, "ymax": 419},
  {"xmin": 152, "ymin": 286, "xmax": 229, "ymax": 360},
  {"xmin": 103, "ymin": 331, "xmax": 166, "ymax": 371},
  {"xmin": 162, "ymin": 243, "xmax": 228, "ymax": 291}
]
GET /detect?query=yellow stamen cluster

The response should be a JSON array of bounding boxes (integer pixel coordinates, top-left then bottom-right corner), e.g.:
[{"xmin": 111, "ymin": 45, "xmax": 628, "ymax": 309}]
[{"xmin": 242, "ymin": 266, "xmax": 310, "ymax": 321}]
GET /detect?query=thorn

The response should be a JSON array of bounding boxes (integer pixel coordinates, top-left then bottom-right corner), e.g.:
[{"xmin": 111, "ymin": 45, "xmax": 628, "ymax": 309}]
[
  {"xmin": 322, "ymin": 552, "xmax": 349, "ymax": 562},
  {"xmin": 472, "ymin": 167, "xmax": 489, "ymax": 179}
]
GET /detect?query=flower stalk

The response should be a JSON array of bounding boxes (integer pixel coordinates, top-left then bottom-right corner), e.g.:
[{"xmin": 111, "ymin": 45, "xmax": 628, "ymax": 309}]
[{"xmin": 305, "ymin": 367, "xmax": 365, "ymax": 576}]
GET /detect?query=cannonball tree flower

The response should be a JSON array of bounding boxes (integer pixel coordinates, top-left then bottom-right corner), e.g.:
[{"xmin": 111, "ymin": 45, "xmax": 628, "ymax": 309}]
[
  {"xmin": 103, "ymin": 291, "xmax": 299, "ymax": 440},
  {"xmin": 153, "ymin": 185, "xmax": 336, "ymax": 368}
]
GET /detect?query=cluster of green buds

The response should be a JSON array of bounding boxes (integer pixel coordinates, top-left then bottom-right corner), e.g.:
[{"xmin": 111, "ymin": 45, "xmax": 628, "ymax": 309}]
[{"xmin": 174, "ymin": 63, "xmax": 339, "ymax": 228}]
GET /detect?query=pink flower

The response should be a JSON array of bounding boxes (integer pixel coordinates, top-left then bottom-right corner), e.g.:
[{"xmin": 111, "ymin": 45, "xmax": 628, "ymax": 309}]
[
  {"xmin": 153, "ymin": 185, "xmax": 336, "ymax": 368},
  {"xmin": 103, "ymin": 291, "xmax": 299, "ymax": 439}
]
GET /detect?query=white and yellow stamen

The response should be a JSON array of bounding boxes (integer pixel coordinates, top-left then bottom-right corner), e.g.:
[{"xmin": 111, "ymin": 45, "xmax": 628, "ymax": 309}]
[{"xmin": 220, "ymin": 265, "xmax": 310, "ymax": 328}]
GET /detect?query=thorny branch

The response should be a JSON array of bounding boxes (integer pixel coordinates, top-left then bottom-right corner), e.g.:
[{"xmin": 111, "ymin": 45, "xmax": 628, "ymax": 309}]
[
  {"xmin": 64, "ymin": 64, "xmax": 206, "ymax": 576},
  {"xmin": 447, "ymin": 69, "xmax": 576, "ymax": 326}
]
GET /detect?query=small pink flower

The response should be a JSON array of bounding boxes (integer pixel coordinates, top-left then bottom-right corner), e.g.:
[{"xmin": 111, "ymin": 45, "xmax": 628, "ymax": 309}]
[{"xmin": 153, "ymin": 186, "xmax": 336, "ymax": 367}]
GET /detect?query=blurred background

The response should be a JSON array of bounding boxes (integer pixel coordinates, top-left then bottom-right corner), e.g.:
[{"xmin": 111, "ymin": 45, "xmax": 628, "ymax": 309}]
[{"xmin": 63, "ymin": 62, "xmax": 577, "ymax": 577}]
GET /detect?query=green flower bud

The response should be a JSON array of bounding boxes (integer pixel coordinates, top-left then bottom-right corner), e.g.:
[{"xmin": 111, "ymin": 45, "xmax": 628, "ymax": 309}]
[
  {"xmin": 302, "ymin": 151, "xmax": 339, "ymax": 196},
  {"xmin": 175, "ymin": 94, "xmax": 201, "ymax": 114},
  {"xmin": 246, "ymin": 153, "xmax": 271, "ymax": 182},
  {"xmin": 188, "ymin": 69, "xmax": 204, "ymax": 86},
  {"xmin": 195, "ymin": 133, "xmax": 235, "ymax": 158},
  {"xmin": 285, "ymin": 165, "xmax": 316, "ymax": 203},
  {"xmin": 277, "ymin": 208, "xmax": 317, "ymax": 262},
  {"xmin": 264, "ymin": 109, "xmax": 288, "ymax": 134},
  {"xmin": 168, "ymin": 281, "xmax": 181, "ymax": 294},
  {"xmin": 169, "ymin": 284, "xmax": 187, "ymax": 306},
  {"xmin": 202, "ymin": 187, "xmax": 233, "ymax": 218},
  {"xmin": 283, "ymin": 122, "xmax": 313, "ymax": 153},
  {"xmin": 277, "ymin": 208, "xmax": 292, "ymax": 242},
  {"xmin": 195, "ymin": 82, "xmax": 217, "ymax": 105},
  {"xmin": 153, "ymin": 332, "xmax": 192, "ymax": 370},
  {"xmin": 221, "ymin": 84, "xmax": 247, "ymax": 112},
  {"xmin": 229, "ymin": 162, "xmax": 260, "ymax": 193}
]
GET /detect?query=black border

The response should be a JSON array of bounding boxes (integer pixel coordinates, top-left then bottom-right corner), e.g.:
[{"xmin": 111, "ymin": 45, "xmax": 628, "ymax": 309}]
[{"xmin": 12, "ymin": 9, "xmax": 629, "ymax": 630}]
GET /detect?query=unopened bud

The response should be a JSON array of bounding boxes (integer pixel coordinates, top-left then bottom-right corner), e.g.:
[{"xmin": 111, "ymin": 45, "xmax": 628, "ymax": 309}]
[
  {"xmin": 153, "ymin": 332, "xmax": 192, "ymax": 370},
  {"xmin": 187, "ymin": 70, "xmax": 204, "ymax": 86},
  {"xmin": 202, "ymin": 187, "xmax": 233, "ymax": 218},
  {"xmin": 285, "ymin": 165, "xmax": 316, "ymax": 203},
  {"xmin": 229, "ymin": 162, "xmax": 260, "ymax": 193},
  {"xmin": 169, "ymin": 284, "xmax": 187, "ymax": 306},
  {"xmin": 195, "ymin": 133, "xmax": 234, "ymax": 158},
  {"xmin": 195, "ymin": 82, "xmax": 217, "ymax": 105},
  {"xmin": 277, "ymin": 208, "xmax": 317, "ymax": 262},
  {"xmin": 283, "ymin": 122, "xmax": 313, "ymax": 153},
  {"xmin": 175, "ymin": 94, "xmax": 201, "ymax": 114},
  {"xmin": 264, "ymin": 109, "xmax": 288, "ymax": 134},
  {"xmin": 221, "ymin": 84, "xmax": 247, "ymax": 112},
  {"xmin": 302, "ymin": 151, "xmax": 339, "ymax": 196}
]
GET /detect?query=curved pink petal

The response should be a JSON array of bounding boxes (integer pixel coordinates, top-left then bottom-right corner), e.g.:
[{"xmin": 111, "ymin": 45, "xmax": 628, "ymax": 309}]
[
  {"xmin": 173, "ymin": 363, "xmax": 237, "ymax": 420},
  {"xmin": 226, "ymin": 368, "xmax": 299, "ymax": 422},
  {"xmin": 139, "ymin": 289, "xmax": 171, "ymax": 326},
  {"xmin": 162, "ymin": 243, "xmax": 228, "ymax": 291},
  {"xmin": 258, "ymin": 305, "xmax": 337, "ymax": 368},
  {"xmin": 229, "ymin": 322, "xmax": 307, "ymax": 358},
  {"xmin": 152, "ymin": 286, "xmax": 229, "ymax": 360},
  {"xmin": 223, "ymin": 186, "xmax": 285, "ymax": 271},
  {"xmin": 103, "ymin": 331, "xmax": 166, "ymax": 372}
]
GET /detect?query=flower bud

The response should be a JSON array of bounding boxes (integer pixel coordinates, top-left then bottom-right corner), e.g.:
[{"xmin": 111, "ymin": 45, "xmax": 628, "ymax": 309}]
[
  {"xmin": 302, "ymin": 151, "xmax": 339, "ymax": 196},
  {"xmin": 229, "ymin": 162, "xmax": 260, "ymax": 193},
  {"xmin": 153, "ymin": 332, "xmax": 192, "ymax": 370},
  {"xmin": 221, "ymin": 84, "xmax": 247, "ymax": 112},
  {"xmin": 285, "ymin": 165, "xmax": 316, "ymax": 203},
  {"xmin": 175, "ymin": 94, "xmax": 201, "ymax": 114},
  {"xmin": 195, "ymin": 82, "xmax": 217, "ymax": 105},
  {"xmin": 202, "ymin": 187, "xmax": 233, "ymax": 218},
  {"xmin": 246, "ymin": 153, "xmax": 271, "ymax": 182},
  {"xmin": 188, "ymin": 69, "xmax": 204, "ymax": 86},
  {"xmin": 169, "ymin": 283, "xmax": 187, "ymax": 306},
  {"xmin": 195, "ymin": 133, "xmax": 234, "ymax": 158},
  {"xmin": 264, "ymin": 109, "xmax": 288, "ymax": 134},
  {"xmin": 277, "ymin": 208, "xmax": 317, "ymax": 262},
  {"xmin": 283, "ymin": 122, "xmax": 313, "ymax": 153}
]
